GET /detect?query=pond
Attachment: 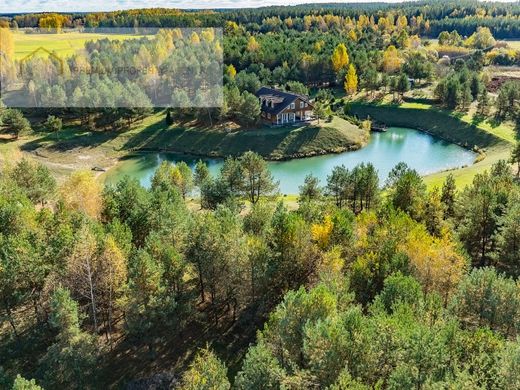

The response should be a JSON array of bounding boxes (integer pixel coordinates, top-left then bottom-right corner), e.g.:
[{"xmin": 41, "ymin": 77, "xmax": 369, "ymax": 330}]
[{"xmin": 104, "ymin": 127, "xmax": 476, "ymax": 194}]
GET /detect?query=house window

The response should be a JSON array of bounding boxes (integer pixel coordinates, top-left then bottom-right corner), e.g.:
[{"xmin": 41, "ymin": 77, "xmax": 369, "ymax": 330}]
[
  {"xmin": 305, "ymin": 102, "xmax": 308, "ymax": 107},
  {"xmin": 300, "ymin": 101, "xmax": 304, "ymax": 108},
  {"xmin": 291, "ymin": 103, "xmax": 295, "ymax": 109}
]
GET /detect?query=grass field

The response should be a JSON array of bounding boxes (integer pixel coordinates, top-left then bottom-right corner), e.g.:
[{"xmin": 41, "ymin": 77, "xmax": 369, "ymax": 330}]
[
  {"xmin": 12, "ymin": 31, "xmax": 146, "ymax": 60},
  {"xmin": 503, "ymin": 39, "xmax": 520, "ymax": 49}
]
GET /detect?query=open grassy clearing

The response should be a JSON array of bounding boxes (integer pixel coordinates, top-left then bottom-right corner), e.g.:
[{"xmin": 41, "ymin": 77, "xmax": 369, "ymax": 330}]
[
  {"xmin": 502, "ymin": 39, "xmax": 520, "ymax": 49},
  {"xmin": 12, "ymin": 30, "xmax": 147, "ymax": 60}
]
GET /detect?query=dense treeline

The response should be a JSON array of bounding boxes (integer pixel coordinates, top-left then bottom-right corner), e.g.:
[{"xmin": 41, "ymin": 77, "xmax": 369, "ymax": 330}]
[
  {"xmin": 4, "ymin": 1, "xmax": 520, "ymax": 38},
  {"xmin": 0, "ymin": 146, "xmax": 519, "ymax": 388}
]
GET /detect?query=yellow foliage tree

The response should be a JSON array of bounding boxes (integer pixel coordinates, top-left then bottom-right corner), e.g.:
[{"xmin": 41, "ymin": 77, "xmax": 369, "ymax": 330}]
[
  {"xmin": 247, "ymin": 36, "xmax": 260, "ymax": 52},
  {"xmin": 311, "ymin": 215, "xmax": 334, "ymax": 250},
  {"xmin": 396, "ymin": 15, "xmax": 408, "ymax": 31},
  {"xmin": 401, "ymin": 227, "xmax": 467, "ymax": 302},
  {"xmin": 60, "ymin": 170, "xmax": 102, "ymax": 219},
  {"xmin": 331, "ymin": 43, "xmax": 349, "ymax": 73},
  {"xmin": 226, "ymin": 64, "xmax": 237, "ymax": 79},
  {"xmin": 382, "ymin": 45, "xmax": 403, "ymax": 73},
  {"xmin": 348, "ymin": 30, "xmax": 358, "ymax": 42},
  {"xmin": 319, "ymin": 246, "xmax": 344, "ymax": 276},
  {"xmin": 0, "ymin": 28, "xmax": 15, "ymax": 87},
  {"xmin": 0, "ymin": 28, "xmax": 14, "ymax": 59},
  {"xmin": 344, "ymin": 64, "xmax": 358, "ymax": 95},
  {"xmin": 98, "ymin": 235, "xmax": 128, "ymax": 338},
  {"xmin": 38, "ymin": 14, "xmax": 68, "ymax": 33},
  {"xmin": 200, "ymin": 28, "xmax": 215, "ymax": 43},
  {"xmin": 225, "ymin": 21, "xmax": 239, "ymax": 35},
  {"xmin": 190, "ymin": 32, "xmax": 200, "ymax": 45}
]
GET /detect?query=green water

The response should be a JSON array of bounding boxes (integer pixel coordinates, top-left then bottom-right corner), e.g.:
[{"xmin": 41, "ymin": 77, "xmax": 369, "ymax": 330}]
[{"xmin": 104, "ymin": 127, "xmax": 476, "ymax": 194}]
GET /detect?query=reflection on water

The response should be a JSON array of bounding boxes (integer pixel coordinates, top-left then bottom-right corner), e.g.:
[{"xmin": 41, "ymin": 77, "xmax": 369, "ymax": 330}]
[{"xmin": 104, "ymin": 127, "xmax": 476, "ymax": 194}]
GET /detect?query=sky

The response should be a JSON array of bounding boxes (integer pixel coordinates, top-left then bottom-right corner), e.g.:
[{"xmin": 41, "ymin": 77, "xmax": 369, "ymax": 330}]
[{"xmin": 0, "ymin": 0, "xmax": 513, "ymax": 13}]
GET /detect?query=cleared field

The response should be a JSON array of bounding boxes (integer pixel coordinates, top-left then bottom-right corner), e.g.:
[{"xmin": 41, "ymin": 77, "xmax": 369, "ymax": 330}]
[
  {"xmin": 503, "ymin": 39, "xmax": 520, "ymax": 49},
  {"xmin": 12, "ymin": 31, "xmax": 146, "ymax": 60}
]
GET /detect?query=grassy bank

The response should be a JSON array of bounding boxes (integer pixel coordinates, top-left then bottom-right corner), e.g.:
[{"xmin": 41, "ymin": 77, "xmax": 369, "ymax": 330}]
[
  {"xmin": 118, "ymin": 115, "xmax": 367, "ymax": 160},
  {"xmin": 349, "ymin": 102, "xmax": 516, "ymax": 188},
  {"xmin": 349, "ymin": 102, "xmax": 508, "ymax": 149},
  {"xmin": 10, "ymin": 112, "xmax": 366, "ymax": 180}
]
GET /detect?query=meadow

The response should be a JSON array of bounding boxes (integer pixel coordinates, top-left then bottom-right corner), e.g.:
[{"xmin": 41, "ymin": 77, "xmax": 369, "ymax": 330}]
[{"xmin": 12, "ymin": 30, "xmax": 146, "ymax": 60}]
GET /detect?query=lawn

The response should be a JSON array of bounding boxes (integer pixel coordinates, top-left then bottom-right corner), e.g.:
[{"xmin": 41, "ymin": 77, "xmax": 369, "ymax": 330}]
[
  {"xmin": 12, "ymin": 30, "xmax": 147, "ymax": 60},
  {"xmin": 96, "ymin": 113, "xmax": 368, "ymax": 160},
  {"xmin": 503, "ymin": 39, "xmax": 520, "ymax": 50}
]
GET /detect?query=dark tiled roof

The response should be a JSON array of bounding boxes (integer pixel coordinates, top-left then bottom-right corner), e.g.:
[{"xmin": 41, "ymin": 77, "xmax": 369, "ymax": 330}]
[{"xmin": 255, "ymin": 86, "xmax": 312, "ymax": 116}]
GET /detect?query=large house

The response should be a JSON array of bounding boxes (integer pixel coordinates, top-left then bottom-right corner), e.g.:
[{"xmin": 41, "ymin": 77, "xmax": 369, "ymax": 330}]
[{"xmin": 256, "ymin": 87, "xmax": 314, "ymax": 125}]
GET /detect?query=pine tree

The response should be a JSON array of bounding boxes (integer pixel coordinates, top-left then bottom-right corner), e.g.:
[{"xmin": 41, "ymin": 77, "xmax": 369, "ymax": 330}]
[
  {"xmin": 477, "ymin": 88, "xmax": 491, "ymax": 116},
  {"xmin": 194, "ymin": 160, "xmax": 210, "ymax": 188},
  {"xmin": 39, "ymin": 288, "xmax": 98, "ymax": 389},
  {"xmin": 511, "ymin": 141, "xmax": 520, "ymax": 177},
  {"xmin": 441, "ymin": 173, "xmax": 457, "ymax": 219},
  {"xmin": 165, "ymin": 109, "xmax": 173, "ymax": 125}
]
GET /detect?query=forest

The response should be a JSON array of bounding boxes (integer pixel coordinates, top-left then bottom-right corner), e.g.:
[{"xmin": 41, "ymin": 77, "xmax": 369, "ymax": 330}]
[
  {"xmin": 0, "ymin": 147, "xmax": 519, "ymax": 388},
  {"xmin": 1, "ymin": 0, "xmax": 520, "ymax": 388}
]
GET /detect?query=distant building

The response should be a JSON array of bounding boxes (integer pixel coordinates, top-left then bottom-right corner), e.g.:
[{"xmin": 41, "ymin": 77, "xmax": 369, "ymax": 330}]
[{"xmin": 256, "ymin": 86, "xmax": 314, "ymax": 125}]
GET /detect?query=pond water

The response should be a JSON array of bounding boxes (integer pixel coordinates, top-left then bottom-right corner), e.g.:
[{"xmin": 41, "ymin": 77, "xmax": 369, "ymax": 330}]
[{"xmin": 104, "ymin": 127, "xmax": 476, "ymax": 194}]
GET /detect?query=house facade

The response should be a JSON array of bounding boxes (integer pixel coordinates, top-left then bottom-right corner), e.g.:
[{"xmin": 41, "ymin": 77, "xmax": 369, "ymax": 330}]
[{"xmin": 256, "ymin": 87, "xmax": 314, "ymax": 125}]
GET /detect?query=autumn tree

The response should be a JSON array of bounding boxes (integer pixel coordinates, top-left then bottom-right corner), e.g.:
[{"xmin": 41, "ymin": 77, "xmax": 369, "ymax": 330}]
[
  {"xmin": 60, "ymin": 170, "xmax": 102, "ymax": 219},
  {"xmin": 331, "ymin": 43, "xmax": 349, "ymax": 73},
  {"xmin": 97, "ymin": 235, "xmax": 127, "ymax": 341},
  {"xmin": 64, "ymin": 225, "xmax": 102, "ymax": 331},
  {"xmin": 382, "ymin": 45, "xmax": 402, "ymax": 74},
  {"xmin": 11, "ymin": 375, "xmax": 43, "ymax": 390},
  {"xmin": 180, "ymin": 348, "xmax": 230, "ymax": 390},
  {"xmin": 401, "ymin": 226, "xmax": 467, "ymax": 302},
  {"xmin": 0, "ymin": 28, "xmax": 15, "ymax": 89},
  {"xmin": 247, "ymin": 36, "xmax": 260, "ymax": 52},
  {"xmin": 226, "ymin": 64, "xmax": 237, "ymax": 80},
  {"xmin": 344, "ymin": 64, "xmax": 358, "ymax": 96}
]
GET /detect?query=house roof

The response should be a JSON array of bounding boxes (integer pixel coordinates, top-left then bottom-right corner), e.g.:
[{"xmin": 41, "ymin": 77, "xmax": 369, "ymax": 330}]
[{"xmin": 255, "ymin": 86, "xmax": 312, "ymax": 116}]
